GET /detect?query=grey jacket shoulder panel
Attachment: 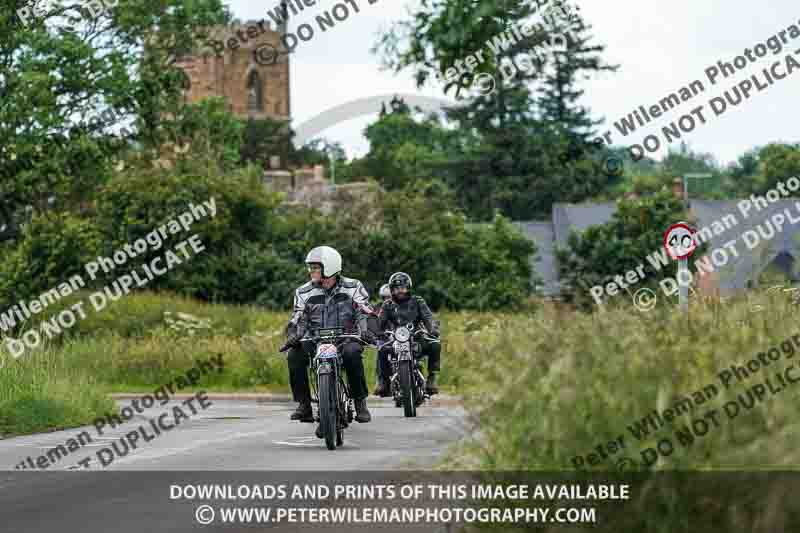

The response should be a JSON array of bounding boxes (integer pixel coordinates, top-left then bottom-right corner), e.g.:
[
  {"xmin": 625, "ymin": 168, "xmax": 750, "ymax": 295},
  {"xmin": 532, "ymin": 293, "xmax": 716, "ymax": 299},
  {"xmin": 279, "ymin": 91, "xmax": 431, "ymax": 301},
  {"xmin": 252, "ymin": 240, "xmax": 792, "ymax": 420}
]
[
  {"xmin": 339, "ymin": 276, "xmax": 359, "ymax": 288},
  {"xmin": 297, "ymin": 281, "xmax": 316, "ymax": 294},
  {"xmin": 288, "ymin": 277, "xmax": 371, "ymax": 333}
]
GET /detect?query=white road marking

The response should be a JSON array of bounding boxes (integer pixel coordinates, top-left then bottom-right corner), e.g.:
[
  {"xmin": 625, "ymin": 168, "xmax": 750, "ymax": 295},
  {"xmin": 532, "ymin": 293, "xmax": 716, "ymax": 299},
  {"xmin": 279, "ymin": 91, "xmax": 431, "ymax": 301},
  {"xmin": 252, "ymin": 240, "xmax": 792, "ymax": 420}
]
[
  {"xmin": 90, "ymin": 429, "xmax": 271, "ymax": 468},
  {"xmin": 273, "ymin": 436, "xmax": 319, "ymax": 446}
]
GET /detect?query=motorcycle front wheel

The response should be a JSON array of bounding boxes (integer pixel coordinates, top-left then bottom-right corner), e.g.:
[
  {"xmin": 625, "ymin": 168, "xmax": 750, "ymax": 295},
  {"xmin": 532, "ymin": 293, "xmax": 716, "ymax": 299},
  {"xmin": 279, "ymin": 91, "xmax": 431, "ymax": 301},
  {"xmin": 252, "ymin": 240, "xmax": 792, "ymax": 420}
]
[
  {"xmin": 318, "ymin": 371, "xmax": 337, "ymax": 450},
  {"xmin": 399, "ymin": 360, "xmax": 417, "ymax": 418}
]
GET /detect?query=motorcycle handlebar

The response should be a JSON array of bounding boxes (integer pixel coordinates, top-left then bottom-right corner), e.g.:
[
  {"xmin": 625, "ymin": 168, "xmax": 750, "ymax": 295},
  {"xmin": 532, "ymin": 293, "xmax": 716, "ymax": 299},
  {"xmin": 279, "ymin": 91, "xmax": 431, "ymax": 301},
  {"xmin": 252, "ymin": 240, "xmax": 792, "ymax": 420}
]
[
  {"xmin": 280, "ymin": 333, "xmax": 369, "ymax": 354},
  {"xmin": 302, "ymin": 333, "xmax": 368, "ymax": 345},
  {"xmin": 382, "ymin": 330, "xmax": 440, "ymax": 343}
]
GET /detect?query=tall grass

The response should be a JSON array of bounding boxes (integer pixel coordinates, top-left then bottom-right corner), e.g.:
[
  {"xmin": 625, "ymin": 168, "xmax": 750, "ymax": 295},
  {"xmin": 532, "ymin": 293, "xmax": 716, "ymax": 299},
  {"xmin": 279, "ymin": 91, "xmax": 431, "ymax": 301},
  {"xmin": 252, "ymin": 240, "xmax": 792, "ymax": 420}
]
[
  {"xmin": 442, "ymin": 290, "xmax": 800, "ymax": 471},
  {"xmin": 0, "ymin": 291, "xmax": 388, "ymax": 436},
  {"xmin": 0, "ymin": 338, "xmax": 116, "ymax": 437}
]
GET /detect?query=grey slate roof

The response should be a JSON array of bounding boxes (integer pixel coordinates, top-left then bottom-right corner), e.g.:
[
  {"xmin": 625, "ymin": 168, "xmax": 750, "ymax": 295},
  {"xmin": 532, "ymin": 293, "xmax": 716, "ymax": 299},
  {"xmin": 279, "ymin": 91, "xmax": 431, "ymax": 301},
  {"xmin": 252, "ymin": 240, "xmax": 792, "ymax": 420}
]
[
  {"xmin": 552, "ymin": 203, "xmax": 617, "ymax": 249},
  {"xmin": 690, "ymin": 199, "xmax": 800, "ymax": 294}
]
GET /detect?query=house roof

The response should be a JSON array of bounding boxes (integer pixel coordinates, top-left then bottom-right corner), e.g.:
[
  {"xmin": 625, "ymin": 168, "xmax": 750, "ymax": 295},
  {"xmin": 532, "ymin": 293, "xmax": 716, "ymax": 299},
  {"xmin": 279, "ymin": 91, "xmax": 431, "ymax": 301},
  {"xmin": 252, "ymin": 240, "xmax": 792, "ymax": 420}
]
[
  {"xmin": 552, "ymin": 203, "xmax": 617, "ymax": 249},
  {"xmin": 515, "ymin": 221, "xmax": 559, "ymax": 296},
  {"xmin": 690, "ymin": 199, "xmax": 800, "ymax": 291},
  {"xmin": 520, "ymin": 199, "xmax": 800, "ymax": 298}
]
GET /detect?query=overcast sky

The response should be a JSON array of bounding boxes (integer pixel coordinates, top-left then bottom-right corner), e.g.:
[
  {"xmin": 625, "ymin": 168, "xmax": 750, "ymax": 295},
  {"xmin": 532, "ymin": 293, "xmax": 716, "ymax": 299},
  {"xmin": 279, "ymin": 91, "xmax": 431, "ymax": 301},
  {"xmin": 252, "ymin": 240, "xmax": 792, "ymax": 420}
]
[{"xmin": 225, "ymin": 0, "xmax": 799, "ymax": 166}]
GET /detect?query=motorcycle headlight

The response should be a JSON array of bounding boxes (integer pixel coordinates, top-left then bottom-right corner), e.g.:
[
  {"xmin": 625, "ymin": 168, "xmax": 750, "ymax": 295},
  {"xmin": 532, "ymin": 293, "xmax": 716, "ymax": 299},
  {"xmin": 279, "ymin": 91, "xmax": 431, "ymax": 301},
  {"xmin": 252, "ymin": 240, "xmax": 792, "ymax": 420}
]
[{"xmin": 394, "ymin": 327, "xmax": 411, "ymax": 342}]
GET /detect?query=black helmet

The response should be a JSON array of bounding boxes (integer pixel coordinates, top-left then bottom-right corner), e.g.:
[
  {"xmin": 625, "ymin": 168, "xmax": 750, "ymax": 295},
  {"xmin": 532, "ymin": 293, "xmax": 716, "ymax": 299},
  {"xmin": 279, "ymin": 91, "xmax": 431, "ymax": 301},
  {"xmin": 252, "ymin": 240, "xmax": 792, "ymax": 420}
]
[{"xmin": 388, "ymin": 272, "xmax": 412, "ymax": 296}]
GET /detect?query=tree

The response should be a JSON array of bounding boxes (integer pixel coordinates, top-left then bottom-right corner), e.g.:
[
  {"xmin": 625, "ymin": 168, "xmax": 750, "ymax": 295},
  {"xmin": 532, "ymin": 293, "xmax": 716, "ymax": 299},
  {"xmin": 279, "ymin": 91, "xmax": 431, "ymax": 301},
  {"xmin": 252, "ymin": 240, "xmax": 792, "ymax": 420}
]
[
  {"xmin": 537, "ymin": 14, "xmax": 618, "ymax": 143},
  {"xmin": 729, "ymin": 148, "xmax": 760, "ymax": 180},
  {"xmin": 170, "ymin": 98, "xmax": 245, "ymax": 172},
  {"xmin": 292, "ymin": 138, "xmax": 346, "ymax": 167},
  {"xmin": 759, "ymin": 143, "xmax": 800, "ymax": 193},
  {"xmin": 325, "ymin": 182, "xmax": 538, "ymax": 310},
  {"xmin": 723, "ymin": 143, "xmax": 800, "ymax": 197},
  {"xmin": 0, "ymin": 0, "xmax": 231, "ymax": 231},
  {"xmin": 240, "ymin": 117, "xmax": 291, "ymax": 170},
  {"xmin": 361, "ymin": 104, "xmax": 458, "ymax": 190},
  {"xmin": 376, "ymin": 0, "xmax": 620, "ymax": 221}
]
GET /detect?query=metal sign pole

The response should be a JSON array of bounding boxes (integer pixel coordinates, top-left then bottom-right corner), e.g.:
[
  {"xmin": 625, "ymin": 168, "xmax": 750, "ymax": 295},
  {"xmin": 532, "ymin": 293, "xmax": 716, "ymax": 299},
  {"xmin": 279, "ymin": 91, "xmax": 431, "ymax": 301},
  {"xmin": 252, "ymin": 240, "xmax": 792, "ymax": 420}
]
[
  {"xmin": 678, "ymin": 258, "xmax": 688, "ymax": 313},
  {"xmin": 665, "ymin": 221, "xmax": 696, "ymax": 315}
]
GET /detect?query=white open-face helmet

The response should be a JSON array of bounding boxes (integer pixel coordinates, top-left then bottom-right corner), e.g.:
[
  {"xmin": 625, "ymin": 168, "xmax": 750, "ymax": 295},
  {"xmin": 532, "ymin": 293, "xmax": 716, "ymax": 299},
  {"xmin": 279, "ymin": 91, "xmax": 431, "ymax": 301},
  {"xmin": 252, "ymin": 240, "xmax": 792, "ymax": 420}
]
[
  {"xmin": 306, "ymin": 246, "xmax": 342, "ymax": 278},
  {"xmin": 379, "ymin": 284, "xmax": 391, "ymax": 300},
  {"xmin": 305, "ymin": 246, "xmax": 342, "ymax": 278}
]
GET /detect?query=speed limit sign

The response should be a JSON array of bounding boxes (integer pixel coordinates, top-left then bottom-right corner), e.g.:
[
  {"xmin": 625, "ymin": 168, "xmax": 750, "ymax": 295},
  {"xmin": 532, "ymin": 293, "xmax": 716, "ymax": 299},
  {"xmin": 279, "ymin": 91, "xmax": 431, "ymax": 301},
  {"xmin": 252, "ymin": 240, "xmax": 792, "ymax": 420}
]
[{"xmin": 664, "ymin": 222, "xmax": 696, "ymax": 260}]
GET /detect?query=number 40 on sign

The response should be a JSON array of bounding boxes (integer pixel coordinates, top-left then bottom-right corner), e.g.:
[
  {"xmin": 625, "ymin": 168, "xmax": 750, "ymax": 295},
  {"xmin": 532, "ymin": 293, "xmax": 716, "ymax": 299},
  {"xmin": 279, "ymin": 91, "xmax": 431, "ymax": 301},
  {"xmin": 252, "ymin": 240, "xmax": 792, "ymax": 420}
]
[
  {"xmin": 664, "ymin": 221, "xmax": 696, "ymax": 313},
  {"xmin": 664, "ymin": 222, "xmax": 696, "ymax": 260}
]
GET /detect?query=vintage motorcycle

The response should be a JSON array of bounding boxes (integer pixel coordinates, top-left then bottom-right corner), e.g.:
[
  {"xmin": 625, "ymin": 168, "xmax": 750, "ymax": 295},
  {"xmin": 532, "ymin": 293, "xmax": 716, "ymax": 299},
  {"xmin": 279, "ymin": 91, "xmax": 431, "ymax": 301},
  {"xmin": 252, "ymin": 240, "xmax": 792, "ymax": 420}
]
[
  {"xmin": 303, "ymin": 327, "xmax": 366, "ymax": 450},
  {"xmin": 382, "ymin": 323, "xmax": 440, "ymax": 418}
]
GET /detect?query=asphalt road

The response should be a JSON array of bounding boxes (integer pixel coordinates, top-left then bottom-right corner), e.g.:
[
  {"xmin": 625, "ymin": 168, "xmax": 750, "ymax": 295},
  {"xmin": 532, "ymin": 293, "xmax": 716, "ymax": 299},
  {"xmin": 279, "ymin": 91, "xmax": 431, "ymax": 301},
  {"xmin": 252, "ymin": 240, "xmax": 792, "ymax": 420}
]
[
  {"xmin": 0, "ymin": 397, "xmax": 467, "ymax": 471},
  {"xmin": 0, "ymin": 398, "xmax": 467, "ymax": 532}
]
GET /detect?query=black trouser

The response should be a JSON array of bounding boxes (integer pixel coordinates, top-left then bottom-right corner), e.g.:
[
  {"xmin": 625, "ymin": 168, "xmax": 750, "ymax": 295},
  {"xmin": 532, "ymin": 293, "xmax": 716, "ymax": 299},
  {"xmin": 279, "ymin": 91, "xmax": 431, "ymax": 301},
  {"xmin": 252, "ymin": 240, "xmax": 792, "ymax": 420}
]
[
  {"xmin": 376, "ymin": 344, "xmax": 391, "ymax": 384},
  {"xmin": 288, "ymin": 340, "xmax": 369, "ymax": 403},
  {"xmin": 375, "ymin": 348, "xmax": 384, "ymax": 382},
  {"xmin": 378, "ymin": 339, "xmax": 441, "ymax": 381}
]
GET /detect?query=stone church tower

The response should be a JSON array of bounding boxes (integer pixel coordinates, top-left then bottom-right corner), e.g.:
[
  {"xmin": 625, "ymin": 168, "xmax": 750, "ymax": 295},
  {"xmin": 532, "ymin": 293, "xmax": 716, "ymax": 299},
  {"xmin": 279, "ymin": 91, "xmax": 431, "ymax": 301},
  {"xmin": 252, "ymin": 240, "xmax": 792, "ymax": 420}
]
[{"xmin": 175, "ymin": 20, "xmax": 291, "ymax": 123}]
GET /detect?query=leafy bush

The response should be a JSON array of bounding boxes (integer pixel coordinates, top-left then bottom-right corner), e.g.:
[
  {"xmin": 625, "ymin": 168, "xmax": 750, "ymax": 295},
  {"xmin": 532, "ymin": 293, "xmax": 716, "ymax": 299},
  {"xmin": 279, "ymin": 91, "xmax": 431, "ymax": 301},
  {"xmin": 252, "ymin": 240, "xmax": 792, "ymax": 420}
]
[
  {"xmin": 91, "ymin": 166, "xmax": 300, "ymax": 306},
  {"xmin": 0, "ymin": 213, "xmax": 102, "ymax": 314},
  {"xmin": 0, "ymin": 164, "xmax": 536, "ymax": 313},
  {"xmin": 323, "ymin": 183, "xmax": 537, "ymax": 310}
]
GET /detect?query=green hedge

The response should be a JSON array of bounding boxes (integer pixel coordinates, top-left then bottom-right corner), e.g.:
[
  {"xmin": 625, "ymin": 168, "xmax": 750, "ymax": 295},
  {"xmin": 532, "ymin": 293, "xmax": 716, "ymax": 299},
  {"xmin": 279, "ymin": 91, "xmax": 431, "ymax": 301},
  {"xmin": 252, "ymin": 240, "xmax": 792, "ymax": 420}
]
[{"xmin": 0, "ymin": 169, "xmax": 536, "ymax": 314}]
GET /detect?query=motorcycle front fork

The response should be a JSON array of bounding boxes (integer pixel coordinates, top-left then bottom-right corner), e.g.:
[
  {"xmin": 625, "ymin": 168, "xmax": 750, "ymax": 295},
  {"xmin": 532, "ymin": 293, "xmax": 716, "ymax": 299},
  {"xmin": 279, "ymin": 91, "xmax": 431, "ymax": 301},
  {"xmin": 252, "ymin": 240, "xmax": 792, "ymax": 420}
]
[
  {"xmin": 312, "ymin": 369, "xmax": 354, "ymax": 426},
  {"xmin": 389, "ymin": 361, "xmax": 429, "ymax": 398}
]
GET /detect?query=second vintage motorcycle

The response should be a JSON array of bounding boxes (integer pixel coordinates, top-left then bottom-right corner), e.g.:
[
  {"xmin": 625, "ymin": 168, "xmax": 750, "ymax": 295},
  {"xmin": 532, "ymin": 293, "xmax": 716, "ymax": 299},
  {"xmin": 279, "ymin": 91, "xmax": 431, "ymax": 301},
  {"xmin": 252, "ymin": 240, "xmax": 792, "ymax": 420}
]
[{"xmin": 382, "ymin": 323, "xmax": 439, "ymax": 418}]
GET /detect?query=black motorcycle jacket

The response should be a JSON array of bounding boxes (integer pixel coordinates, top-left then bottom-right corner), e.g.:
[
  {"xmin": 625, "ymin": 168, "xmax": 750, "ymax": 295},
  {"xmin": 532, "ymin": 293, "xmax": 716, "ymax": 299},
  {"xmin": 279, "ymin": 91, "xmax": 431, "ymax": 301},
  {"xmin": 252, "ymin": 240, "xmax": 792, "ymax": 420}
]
[
  {"xmin": 286, "ymin": 276, "xmax": 373, "ymax": 340},
  {"xmin": 379, "ymin": 296, "xmax": 438, "ymax": 336}
]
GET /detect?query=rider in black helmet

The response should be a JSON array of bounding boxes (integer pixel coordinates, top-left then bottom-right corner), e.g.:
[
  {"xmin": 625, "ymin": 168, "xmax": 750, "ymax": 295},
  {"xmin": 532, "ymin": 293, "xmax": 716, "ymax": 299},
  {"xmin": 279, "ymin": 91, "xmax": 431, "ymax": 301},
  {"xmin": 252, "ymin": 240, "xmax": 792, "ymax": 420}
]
[{"xmin": 376, "ymin": 272, "xmax": 442, "ymax": 396}]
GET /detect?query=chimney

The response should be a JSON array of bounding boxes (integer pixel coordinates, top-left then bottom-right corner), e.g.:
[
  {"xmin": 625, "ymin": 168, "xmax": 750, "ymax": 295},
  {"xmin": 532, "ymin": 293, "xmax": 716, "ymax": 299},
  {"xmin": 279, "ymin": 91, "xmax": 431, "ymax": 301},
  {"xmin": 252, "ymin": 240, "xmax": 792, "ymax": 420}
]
[{"xmin": 313, "ymin": 164, "xmax": 325, "ymax": 181}]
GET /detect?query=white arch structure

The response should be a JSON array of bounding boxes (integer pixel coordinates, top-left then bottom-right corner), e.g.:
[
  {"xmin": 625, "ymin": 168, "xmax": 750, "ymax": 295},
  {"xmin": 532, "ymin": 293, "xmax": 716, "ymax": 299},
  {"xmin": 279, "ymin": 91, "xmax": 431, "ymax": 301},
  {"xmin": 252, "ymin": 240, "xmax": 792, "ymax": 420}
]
[{"xmin": 292, "ymin": 94, "xmax": 456, "ymax": 148}]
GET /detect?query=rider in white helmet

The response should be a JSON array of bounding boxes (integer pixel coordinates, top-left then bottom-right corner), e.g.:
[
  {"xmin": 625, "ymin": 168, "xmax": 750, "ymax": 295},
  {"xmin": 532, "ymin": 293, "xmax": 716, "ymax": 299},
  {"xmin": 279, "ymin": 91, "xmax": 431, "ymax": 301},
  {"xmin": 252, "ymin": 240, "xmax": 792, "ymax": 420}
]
[{"xmin": 281, "ymin": 246, "xmax": 376, "ymax": 426}]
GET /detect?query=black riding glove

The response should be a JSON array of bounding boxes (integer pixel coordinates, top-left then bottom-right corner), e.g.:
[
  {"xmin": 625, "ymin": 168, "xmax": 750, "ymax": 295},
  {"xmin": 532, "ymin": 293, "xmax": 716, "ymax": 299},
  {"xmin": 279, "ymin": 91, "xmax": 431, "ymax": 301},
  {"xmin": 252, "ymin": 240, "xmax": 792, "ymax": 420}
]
[
  {"xmin": 279, "ymin": 336, "xmax": 301, "ymax": 353},
  {"xmin": 362, "ymin": 330, "xmax": 377, "ymax": 344}
]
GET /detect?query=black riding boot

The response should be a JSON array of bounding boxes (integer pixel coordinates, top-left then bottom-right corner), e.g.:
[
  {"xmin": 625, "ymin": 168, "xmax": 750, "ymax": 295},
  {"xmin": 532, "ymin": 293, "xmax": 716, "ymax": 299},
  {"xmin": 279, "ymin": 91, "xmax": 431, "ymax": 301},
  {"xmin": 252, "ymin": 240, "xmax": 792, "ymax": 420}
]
[
  {"xmin": 355, "ymin": 398, "xmax": 372, "ymax": 423},
  {"xmin": 374, "ymin": 379, "xmax": 390, "ymax": 397},
  {"xmin": 426, "ymin": 372, "xmax": 439, "ymax": 395},
  {"xmin": 290, "ymin": 401, "xmax": 313, "ymax": 422}
]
